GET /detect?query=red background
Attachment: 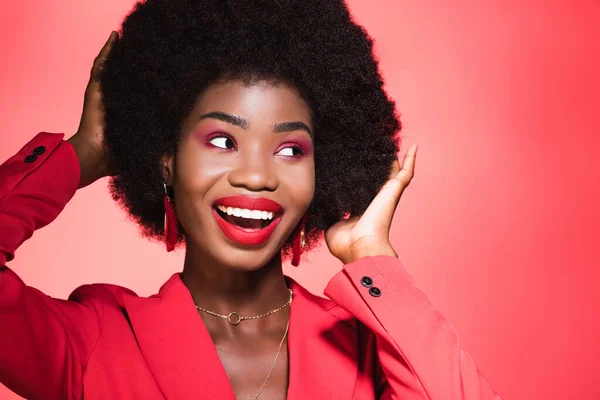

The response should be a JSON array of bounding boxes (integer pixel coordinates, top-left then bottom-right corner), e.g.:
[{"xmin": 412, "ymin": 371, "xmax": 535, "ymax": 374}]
[{"xmin": 1, "ymin": 1, "xmax": 599, "ymax": 399}]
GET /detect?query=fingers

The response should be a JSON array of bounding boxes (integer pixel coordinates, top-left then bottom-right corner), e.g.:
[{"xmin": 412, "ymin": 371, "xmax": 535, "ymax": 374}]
[
  {"xmin": 387, "ymin": 143, "xmax": 416, "ymax": 181},
  {"xmin": 396, "ymin": 143, "xmax": 417, "ymax": 185},
  {"xmin": 357, "ymin": 144, "xmax": 418, "ymax": 233},
  {"xmin": 389, "ymin": 159, "xmax": 401, "ymax": 178},
  {"xmin": 91, "ymin": 31, "xmax": 118, "ymax": 82},
  {"xmin": 80, "ymin": 32, "xmax": 117, "ymax": 134},
  {"xmin": 380, "ymin": 143, "xmax": 417, "ymax": 204}
]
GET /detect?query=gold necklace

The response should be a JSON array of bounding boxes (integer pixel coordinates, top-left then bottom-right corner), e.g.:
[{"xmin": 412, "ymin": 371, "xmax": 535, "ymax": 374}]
[
  {"xmin": 252, "ymin": 317, "xmax": 290, "ymax": 400},
  {"xmin": 195, "ymin": 292, "xmax": 292, "ymax": 399},
  {"xmin": 195, "ymin": 289, "xmax": 293, "ymax": 325}
]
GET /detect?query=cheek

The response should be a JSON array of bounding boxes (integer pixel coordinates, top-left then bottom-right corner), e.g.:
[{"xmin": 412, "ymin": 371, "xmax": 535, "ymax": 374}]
[
  {"xmin": 280, "ymin": 158, "xmax": 316, "ymax": 206},
  {"xmin": 173, "ymin": 140, "xmax": 229, "ymax": 198}
]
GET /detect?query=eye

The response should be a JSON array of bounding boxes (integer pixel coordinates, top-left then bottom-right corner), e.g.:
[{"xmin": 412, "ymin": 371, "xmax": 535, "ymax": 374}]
[
  {"xmin": 276, "ymin": 145, "xmax": 304, "ymax": 157},
  {"xmin": 208, "ymin": 136, "xmax": 235, "ymax": 150}
]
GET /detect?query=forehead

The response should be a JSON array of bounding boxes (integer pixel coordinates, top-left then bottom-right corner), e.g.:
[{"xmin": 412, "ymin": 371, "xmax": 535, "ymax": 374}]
[{"xmin": 193, "ymin": 79, "xmax": 313, "ymax": 126}]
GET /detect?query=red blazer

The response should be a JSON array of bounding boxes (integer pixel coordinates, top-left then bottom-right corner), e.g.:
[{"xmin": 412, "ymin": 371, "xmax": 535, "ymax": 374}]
[{"xmin": 0, "ymin": 133, "xmax": 501, "ymax": 399}]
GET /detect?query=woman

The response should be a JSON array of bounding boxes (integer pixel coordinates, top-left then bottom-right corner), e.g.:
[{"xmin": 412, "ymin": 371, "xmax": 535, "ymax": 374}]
[{"xmin": 0, "ymin": 0, "xmax": 501, "ymax": 399}]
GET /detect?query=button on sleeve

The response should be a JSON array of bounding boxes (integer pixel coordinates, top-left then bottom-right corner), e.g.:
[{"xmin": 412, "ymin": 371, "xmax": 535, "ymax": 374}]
[
  {"xmin": 32, "ymin": 146, "xmax": 46, "ymax": 155},
  {"xmin": 361, "ymin": 276, "xmax": 373, "ymax": 288},
  {"xmin": 24, "ymin": 154, "xmax": 38, "ymax": 163}
]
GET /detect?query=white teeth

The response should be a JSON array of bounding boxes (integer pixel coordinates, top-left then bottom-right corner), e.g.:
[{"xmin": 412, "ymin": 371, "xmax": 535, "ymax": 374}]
[
  {"xmin": 216, "ymin": 205, "xmax": 275, "ymax": 220},
  {"xmin": 250, "ymin": 210, "xmax": 263, "ymax": 219}
]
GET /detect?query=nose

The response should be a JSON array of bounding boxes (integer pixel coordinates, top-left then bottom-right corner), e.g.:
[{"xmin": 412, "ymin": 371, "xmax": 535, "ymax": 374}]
[{"xmin": 227, "ymin": 149, "xmax": 279, "ymax": 192}]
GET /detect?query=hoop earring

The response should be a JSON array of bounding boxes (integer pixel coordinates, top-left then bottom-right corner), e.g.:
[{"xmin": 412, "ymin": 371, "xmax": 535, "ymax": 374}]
[
  {"xmin": 291, "ymin": 214, "xmax": 308, "ymax": 267},
  {"xmin": 163, "ymin": 183, "xmax": 178, "ymax": 252}
]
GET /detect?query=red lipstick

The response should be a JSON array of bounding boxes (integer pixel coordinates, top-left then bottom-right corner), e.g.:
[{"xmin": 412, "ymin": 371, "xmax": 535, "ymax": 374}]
[
  {"xmin": 214, "ymin": 196, "xmax": 283, "ymax": 213},
  {"xmin": 212, "ymin": 196, "xmax": 284, "ymax": 246}
]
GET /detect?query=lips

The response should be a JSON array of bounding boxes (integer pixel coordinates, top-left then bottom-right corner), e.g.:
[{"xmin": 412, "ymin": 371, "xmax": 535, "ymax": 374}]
[
  {"xmin": 212, "ymin": 196, "xmax": 284, "ymax": 246},
  {"xmin": 214, "ymin": 196, "xmax": 283, "ymax": 213}
]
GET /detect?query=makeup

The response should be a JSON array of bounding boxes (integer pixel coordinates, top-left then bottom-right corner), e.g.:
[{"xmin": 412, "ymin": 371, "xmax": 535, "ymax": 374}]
[{"xmin": 275, "ymin": 137, "xmax": 312, "ymax": 158}]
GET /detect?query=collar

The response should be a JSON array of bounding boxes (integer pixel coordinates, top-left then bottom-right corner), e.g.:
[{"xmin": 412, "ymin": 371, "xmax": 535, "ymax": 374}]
[{"xmin": 122, "ymin": 272, "xmax": 358, "ymax": 399}]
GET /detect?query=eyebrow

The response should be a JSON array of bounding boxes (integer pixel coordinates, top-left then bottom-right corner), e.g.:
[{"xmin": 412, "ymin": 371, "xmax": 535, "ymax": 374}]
[
  {"xmin": 198, "ymin": 112, "xmax": 249, "ymax": 129},
  {"xmin": 198, "ymin": 111, "xmax": 312, "ymax": 135}
]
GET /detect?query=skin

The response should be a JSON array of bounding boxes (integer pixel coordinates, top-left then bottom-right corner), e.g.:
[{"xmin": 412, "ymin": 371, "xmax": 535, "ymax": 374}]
[
  {"xmin": 69, "ymin": 32, "xmax": 418, "ymax": 400},
  {"xmin": 164, "ymin": 79, "xmax": 314, "ymax": 398}
]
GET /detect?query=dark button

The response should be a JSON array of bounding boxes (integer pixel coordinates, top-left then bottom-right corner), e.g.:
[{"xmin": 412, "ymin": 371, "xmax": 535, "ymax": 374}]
[
  {"xmin": 369, "ymin": 287, "xmax": 382, "ymax": 297},
  {"xmin": 24, "ymin": 154, "xmax": 38, "ymax": 163},
  {"xmin": 361, "ymin": 276, "xmax": 373, "ymax": 288},
  {"xmin": 32, "ymin": 146, "xmax": 46, "ymax": 155}
]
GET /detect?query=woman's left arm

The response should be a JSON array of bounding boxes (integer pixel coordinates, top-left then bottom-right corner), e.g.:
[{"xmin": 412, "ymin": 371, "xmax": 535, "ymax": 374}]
[
  {"xmin": 324, "ymin": 255, "xmax": 501, "ymax": 399},
  {"xmin": 324, "ymin": 145, "xmax": 501, "ymax": 399}
]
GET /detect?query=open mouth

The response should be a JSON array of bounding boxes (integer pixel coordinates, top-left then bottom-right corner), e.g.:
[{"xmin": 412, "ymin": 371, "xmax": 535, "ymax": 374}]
[
  {"xmin": 214, "ymin": 205, "xmax": 280, "ymax": 230},
  {"xmin": 212, "ymin": 196, "xmax": 284, "ymax": 246}
]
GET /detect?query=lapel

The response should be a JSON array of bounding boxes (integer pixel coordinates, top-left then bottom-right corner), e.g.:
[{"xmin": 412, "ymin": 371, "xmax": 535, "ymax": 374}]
[
  {"xmin": 123, "ymin": 273, "xmax": 358, "ymax": 400},
  {"xmin": 123, "ymin": 273, "xmax": 236, "ymax": 400},
  {"xmin": 286, "ymin": 278, "xmax": 359, "ymax": 400}
]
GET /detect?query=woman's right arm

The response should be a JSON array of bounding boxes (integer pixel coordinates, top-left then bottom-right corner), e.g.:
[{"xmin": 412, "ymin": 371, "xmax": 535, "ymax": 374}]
[{"xmin": 0, "ymin": 32, "xmax": 117, "ymax": 400}]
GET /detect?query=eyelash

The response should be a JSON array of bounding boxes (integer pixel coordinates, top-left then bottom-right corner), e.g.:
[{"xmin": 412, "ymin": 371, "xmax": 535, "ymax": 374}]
[
  {"xmin": 276, "ymin": 143, "xmax": 305, "ymax": 157},
  {"xmin": 206, "ymin": 135, "xmax": 305, "ymax": 157},
  {"xmin": 206, "ymin": 135, "xmax": 235, "ymax": 150}
]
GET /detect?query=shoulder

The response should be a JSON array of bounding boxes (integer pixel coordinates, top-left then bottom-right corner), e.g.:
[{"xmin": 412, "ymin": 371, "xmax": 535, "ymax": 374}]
[
  {"xmin": 68, "ymin": 281, "xmax": 139, "ymax": 308},
  {"xmin": 67, "ymin": 272, "xmax": 180, "ymax": 308}
]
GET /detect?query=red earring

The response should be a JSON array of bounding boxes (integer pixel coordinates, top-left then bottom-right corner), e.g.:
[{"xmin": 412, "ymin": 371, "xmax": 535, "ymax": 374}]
[
  {"xmin": 163, "ymin": 183, "xmax": 178, "ymax": 252},
  {"xmin": 291, "ymin": 214, "xmax": 308, "ymax": 267}
]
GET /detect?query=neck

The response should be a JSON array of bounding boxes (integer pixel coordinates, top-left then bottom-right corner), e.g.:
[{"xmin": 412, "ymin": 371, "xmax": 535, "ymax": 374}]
[{"xmin": 180, "ymin": 239, "xmax": 290, "ymax": 318}]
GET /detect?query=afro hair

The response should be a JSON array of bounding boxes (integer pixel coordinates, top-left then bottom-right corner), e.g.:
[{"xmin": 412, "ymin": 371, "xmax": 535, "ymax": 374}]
[{"xmin": 100, "ymin": 0, "xmax": 401, "ymax": 253}]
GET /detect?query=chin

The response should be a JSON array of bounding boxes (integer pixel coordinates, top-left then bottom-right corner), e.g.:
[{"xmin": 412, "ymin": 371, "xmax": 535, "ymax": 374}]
[{"xmin": 213, "ymin": 245, "xmax": 283, "ymax": 271}]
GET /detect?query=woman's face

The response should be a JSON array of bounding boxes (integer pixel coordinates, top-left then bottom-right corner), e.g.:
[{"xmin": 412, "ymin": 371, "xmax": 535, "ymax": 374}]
[{"xmin": 167, "ymin": 79, "xmax": 315, "ymax": 270}]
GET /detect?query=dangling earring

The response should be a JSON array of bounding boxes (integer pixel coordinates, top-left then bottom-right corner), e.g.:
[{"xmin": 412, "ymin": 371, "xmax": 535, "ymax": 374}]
[
  {"xmin": 291, "ymin": 214, "xmax": 308, "ymax": 267},
  {"xmin": 163, "ymin": 183, "xmax": 178, "ymax": 252}
]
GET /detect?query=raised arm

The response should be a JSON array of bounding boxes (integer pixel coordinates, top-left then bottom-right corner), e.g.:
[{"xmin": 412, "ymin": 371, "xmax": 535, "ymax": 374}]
[
  {"xmin": 0, "ymin": 32, "xmax": 117, "ymax": 399},
  {"xmin": 324, "ymin": 256, "xmax": 502, "ymax": 399},
  {"xmin": 323, "ymin": 144, "xmax": 501, "ymax": 398}
]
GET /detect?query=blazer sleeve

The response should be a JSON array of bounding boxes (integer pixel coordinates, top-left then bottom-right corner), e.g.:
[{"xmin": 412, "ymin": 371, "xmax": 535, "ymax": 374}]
[
  {"xmin": 0, "ymin": 133, "xmax": 103, "ymax": 400},
  {"xmin": 323, "ymin": 255, "xmax": 502, "ymax": 400}
]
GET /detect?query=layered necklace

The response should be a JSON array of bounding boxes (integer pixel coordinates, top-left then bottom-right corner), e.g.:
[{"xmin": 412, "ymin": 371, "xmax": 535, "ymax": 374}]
[{"xmin": 195, "ymin": 289, "xmax": 293, "ymax": 400}]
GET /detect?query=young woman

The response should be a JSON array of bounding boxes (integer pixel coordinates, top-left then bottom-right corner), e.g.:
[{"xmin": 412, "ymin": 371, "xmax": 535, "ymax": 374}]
[{"xmin": 0, "ymin": 0, "xmax": 501, "ymax": 399}]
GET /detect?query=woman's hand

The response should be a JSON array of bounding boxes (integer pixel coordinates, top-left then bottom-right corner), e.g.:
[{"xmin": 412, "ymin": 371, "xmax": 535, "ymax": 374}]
[
  {"xmin": 325, "ymin": 144, "xmax": 418, "ymax": 264},
  {"xmin": 67, "ymin": 31, "xmax": 118, "ymax": 188}
]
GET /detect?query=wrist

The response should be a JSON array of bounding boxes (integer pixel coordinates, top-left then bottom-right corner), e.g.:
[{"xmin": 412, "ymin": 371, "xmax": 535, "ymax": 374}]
[
  {"xmin": 347, "ymin": 243, "xmax": 397, "ymax": 264},
  {"xmin": 66, "ymin": 135, "xmax": 107, "ymax": 188}
]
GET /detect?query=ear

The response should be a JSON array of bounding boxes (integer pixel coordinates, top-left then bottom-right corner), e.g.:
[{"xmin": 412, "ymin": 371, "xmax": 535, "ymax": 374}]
[{"xmin": 160, "ymin": 153, "xmax": 175, "ymax": 185}]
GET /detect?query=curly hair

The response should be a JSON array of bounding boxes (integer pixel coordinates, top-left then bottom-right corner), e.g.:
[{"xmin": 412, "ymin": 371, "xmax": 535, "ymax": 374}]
[{"xmin": 101, "ymin": 0, "xmax": 401, "ymax": 254}]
